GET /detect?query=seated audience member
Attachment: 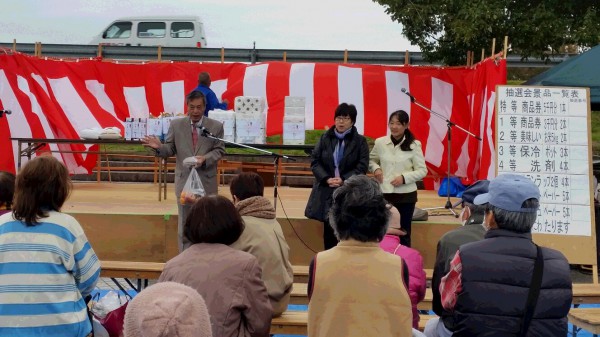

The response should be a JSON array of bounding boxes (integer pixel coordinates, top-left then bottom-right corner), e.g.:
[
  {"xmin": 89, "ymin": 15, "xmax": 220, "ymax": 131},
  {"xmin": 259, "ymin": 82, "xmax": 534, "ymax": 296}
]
[
  {"xmin": 229, "ymin": 172, "xmax": 294, "ymax": 317},
  {"xmin": 439, "ymin": 174, "xmax": 572, "ymax": 337},
  {"xmin": 0, "ymin": 171, "xmax": 15, "ymax": 216},
  {"xmin": 159, "ymin": 195, "xmax": 272, "ymax": 337},
  {"xmin": 379, "ymin": 205, "xmax": 426, "ymax": 329},
  {"xmin": 425, "ymin": 180, "xmax": 489, "ymax": 337},
  {"xmin": 307, "ymin": 175, "xmax": 413, "ymax": 337},
  {"xmin": 0, "ymin": 156, "xmax": 100, "ymax": 337},
  {"xmin": 124, "ymin": 281, "xmax": 212, "ymax": 337}
]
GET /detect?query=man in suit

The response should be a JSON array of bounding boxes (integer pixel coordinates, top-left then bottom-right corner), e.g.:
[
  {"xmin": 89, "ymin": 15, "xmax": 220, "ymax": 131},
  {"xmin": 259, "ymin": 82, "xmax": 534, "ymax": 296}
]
[{"xmin": 143, "ymin": 90, "xmax": 225, "ymax": 251}]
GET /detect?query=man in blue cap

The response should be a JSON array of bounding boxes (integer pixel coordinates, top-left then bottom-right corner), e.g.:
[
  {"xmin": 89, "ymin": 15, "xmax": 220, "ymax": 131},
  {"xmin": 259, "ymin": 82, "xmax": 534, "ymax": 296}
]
[
  {"xmin": 438, "ymin": 173, "xmax": 572, "ymax": 337},
  {"xmin": 425, "ymin": 179, "xmax": 490, "ymax": 337}
]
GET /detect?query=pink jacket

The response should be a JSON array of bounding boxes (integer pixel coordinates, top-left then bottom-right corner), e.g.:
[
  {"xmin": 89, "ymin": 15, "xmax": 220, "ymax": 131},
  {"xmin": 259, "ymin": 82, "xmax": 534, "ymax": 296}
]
[{"xmin": 379, "ymin": 234, "xmax": 426, "ymax": 329}]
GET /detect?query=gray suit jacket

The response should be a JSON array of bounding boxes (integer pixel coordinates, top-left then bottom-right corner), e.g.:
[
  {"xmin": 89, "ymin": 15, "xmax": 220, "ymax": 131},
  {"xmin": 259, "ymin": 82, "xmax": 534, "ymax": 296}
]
[{"xmin": 157, "ymin": 116, "xmax": 225, "ymax": 198}]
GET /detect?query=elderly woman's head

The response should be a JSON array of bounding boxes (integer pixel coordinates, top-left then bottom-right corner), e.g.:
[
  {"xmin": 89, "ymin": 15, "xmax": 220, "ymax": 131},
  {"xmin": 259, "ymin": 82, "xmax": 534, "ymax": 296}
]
[
  {"xmin": 184, "ymin": 195, "xmax": 245, "ymax": 245},
  {"xmin": 13, "ymin": 156, "xmax": 72, "ymax": 225},
  {"xmin": 329, "ymin": 175, "xmax": 390, "ymax": 242}
]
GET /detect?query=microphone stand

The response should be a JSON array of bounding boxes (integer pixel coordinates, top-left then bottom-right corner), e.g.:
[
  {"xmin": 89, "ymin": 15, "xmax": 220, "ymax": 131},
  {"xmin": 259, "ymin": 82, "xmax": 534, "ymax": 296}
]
[
  {"xmin": 200, "ymin": 130, "xmax": 295, "ymax": 212},
  {"xmin": 402, "ymin": 90, "xmax": 481, "ymax": 217}
]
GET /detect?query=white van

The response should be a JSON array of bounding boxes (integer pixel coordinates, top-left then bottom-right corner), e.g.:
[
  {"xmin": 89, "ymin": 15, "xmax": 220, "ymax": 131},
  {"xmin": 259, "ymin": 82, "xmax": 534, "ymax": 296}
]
[{"xmin": 90, "ymin": 16, "xmax": 207, "ymax": 48}]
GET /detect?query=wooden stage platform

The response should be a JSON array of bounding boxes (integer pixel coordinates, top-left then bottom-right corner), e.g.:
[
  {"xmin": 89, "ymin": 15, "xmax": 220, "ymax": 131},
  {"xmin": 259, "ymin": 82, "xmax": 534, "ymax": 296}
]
[{"xmin": 65, "ymin": 182, "xmax": 464, "ymax": 267}]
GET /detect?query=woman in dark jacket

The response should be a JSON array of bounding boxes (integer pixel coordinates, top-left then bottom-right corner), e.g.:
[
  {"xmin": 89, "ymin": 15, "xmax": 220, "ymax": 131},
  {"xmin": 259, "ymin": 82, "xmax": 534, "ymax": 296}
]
[{"xmin": 304, "ymin": 103, "xmax": 370, "ymax": 250}]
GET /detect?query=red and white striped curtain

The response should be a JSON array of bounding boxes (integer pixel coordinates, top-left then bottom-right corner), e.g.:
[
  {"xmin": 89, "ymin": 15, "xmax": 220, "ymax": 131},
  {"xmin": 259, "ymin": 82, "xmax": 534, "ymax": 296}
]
[{"xmin": 0, "ymin": 52, "xmax": 505, "ymax": 187}]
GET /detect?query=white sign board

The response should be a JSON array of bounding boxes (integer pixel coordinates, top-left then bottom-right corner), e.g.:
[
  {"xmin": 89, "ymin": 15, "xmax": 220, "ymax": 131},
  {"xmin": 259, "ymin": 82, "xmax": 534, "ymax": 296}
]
[{"xmin": 496, "ymin": 85, "xmax": 592, "ymax": 236}]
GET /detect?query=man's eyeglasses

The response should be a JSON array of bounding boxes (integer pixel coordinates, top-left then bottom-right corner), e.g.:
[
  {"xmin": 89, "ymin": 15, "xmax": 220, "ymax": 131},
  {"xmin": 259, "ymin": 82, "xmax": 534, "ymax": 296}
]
[{"xmin": 335, "ymin": 116, "xmax": 352, "ymax": 122}]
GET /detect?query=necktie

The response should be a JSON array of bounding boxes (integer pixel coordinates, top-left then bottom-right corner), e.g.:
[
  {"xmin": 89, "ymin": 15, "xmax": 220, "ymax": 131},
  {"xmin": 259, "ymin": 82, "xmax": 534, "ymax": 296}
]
[{"xmin": 192, "ymin": 124, "xmax": 198, "ymax": 148}]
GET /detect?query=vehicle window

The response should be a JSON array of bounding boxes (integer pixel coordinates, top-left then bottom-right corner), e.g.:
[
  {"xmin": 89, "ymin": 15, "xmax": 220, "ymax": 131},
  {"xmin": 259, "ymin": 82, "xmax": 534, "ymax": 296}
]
[
  {"xmin": 171, "ymin": 22, "xmax": 195, "ymax": 38},
  {"xmin": 103, "ymin": 22, "xmax": 132, "ymax": 39},
  {"xmin": 138, "ymin": 22, "xmax": 166, "ymax": 38}
]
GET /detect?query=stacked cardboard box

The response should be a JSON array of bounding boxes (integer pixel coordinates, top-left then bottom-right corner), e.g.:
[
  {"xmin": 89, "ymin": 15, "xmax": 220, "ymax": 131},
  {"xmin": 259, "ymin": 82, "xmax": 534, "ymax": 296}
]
[{"xmin": 283, "ymin": 96, "xmax": 306, "ymax": 145}]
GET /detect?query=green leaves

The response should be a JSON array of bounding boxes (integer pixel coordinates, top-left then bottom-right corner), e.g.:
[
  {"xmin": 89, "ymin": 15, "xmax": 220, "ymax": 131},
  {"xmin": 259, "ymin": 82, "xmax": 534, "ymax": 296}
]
[{"xmin": 374, "ymin": 0, "xmax": 600, "ymax": 65}]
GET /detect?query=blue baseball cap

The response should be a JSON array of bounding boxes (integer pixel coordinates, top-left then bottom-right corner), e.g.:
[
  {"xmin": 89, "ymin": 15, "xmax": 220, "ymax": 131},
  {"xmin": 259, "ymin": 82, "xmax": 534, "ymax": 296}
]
[
  {"xmin": 461, "ymin": 180, "xmax": 490, "ymax": 204},
  {"xmin": 473, "ymin": 174, "xmax": 540, "ymax": 213}
]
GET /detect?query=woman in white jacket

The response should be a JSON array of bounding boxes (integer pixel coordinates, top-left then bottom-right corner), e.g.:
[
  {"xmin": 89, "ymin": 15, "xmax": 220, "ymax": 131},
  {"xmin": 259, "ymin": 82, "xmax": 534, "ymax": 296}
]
[{"xmin": 369, "ymin": 110, "xmax": 427, "ymax": 247}]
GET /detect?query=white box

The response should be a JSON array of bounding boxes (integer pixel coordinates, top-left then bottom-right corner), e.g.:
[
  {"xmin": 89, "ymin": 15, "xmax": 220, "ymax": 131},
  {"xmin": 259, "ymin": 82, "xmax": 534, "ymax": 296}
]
[
  {"xmin": 283, "ymin": 117, "xmax": 306, "ymax": 144},
  {"xmin": 235, "ymin": 113, "xmax": 266, "ymax": 144},
  {"xmin": 209, "ymin": 110, "xmax": 236, "ymax": 137},
  {"xmin": 124, "ymin": 118, "xmax": 134, "ymax": 140},
  {"xmin": 234, "ymin": 96, "xmax": 266, "ymax": 114},
  {"xmin": 284, "ymin": 96, "xmax": 306, "ymax": 107},
  {"xmin": 146, "ymin": 118, "xmax": 162, "ymax": 138},
  {"xmin": 284, "ymin": 106, "xmax": 305, "ymax": 117},
  {"xmin": 162, "ymin": 116, "xmax": 177, "ymax": 135}
]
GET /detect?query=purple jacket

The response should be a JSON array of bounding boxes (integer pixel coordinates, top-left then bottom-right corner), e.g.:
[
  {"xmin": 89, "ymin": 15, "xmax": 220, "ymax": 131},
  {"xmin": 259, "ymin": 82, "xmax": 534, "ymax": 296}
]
[{"xmin": 379, "ymin": 234, "xmax": 426, "ymax": 329}]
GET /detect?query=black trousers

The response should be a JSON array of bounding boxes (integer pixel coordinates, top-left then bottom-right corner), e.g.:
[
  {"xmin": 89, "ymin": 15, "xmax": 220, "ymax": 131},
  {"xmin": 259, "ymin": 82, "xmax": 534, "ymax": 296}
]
[{"xmin": 323, "ymin": 219, "xmax": 339, "ymax": 250}]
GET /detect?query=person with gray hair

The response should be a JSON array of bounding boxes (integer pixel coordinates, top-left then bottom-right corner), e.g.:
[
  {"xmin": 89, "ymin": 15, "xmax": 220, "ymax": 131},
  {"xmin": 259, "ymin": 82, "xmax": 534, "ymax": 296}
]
[
  {"xmin": 307, "ymin": 175, "xmax": 413, "ymax": 337},
  {"xmin": 439, "ymin": 173, "xmax": 572, "ymax": 337},
  {"xmin": 426, "ymin": 180, "xmax": 489, "ymax": 337}
]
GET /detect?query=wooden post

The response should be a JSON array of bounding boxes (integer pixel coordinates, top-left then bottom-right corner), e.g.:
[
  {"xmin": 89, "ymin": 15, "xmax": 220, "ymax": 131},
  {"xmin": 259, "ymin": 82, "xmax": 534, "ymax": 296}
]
[
  {"xmin": 34, "ymin": 42, "xmax": 38, "ymax": 57},
  {"xmin": 12, "ymin": 39, "xmax": 16, "ymax": 52},
  {"xmin": 405, "ymin": 50, "xmax": 409, "ymax": 65},
  {"xmin": 481, "ymin": 48, "xmax": 485, "ymax": 61},
  {"xmin": 97, "ymin": 44, "xmax": 103, "ymax": 58},
  {"xmin": 220, "ymin": 48, "xmax": 225, "ymax": 63},
  {"xmin": 283, "ymin": 51, "xmax": 287, "ymax": 62},
  {"xmin": 491, "ymin": 38, "xmax": 496, "ymax": 58},
  {"xmin": 343, "ymin": 49, "xmax": 348, "ymax": 64},
  {"xmin": 466, "ymin": 51, "xmax": 470, "ymax": 66},
  {"xmin": 503, "ymin": 36, "xmax": 509, "ymax": 58},
  {"xmin": 38, "ymin": 42, "xmax": 42, "ymax": 57},
  {"xmin": 157, "ymin": 46, "xmax": 162, "ymax": 62}
]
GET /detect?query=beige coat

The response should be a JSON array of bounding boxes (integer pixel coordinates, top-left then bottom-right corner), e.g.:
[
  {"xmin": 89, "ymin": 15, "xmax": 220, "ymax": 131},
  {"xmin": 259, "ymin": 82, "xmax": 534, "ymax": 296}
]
[
  {"xmin": 230, "ymin": 214, "xmax": 294, "ymax": 316},
  {"xmin": 369, "ymin": 137, "xmax": 427, "ymax": 194},
  {"xmin": 158, "ymin": 243, "xmax": 272, "ymax": 337},
  {"xmin": 308, "ymin": 240, "xmax": 413, "ymax": 337}
]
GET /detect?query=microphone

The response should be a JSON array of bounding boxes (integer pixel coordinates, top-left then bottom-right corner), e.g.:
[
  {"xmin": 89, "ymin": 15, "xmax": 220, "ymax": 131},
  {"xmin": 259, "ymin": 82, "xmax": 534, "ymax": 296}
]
[
  {"xmin": 401, "ymin": 88, "xmax": 415, "ymax": 103},
  {"xmin": 197, "ymin": 125, "xmax": 214, "ymax": 137},
  {"xmin": 0, "ymin": 109, "xmax": 11, "ymax": 115}
]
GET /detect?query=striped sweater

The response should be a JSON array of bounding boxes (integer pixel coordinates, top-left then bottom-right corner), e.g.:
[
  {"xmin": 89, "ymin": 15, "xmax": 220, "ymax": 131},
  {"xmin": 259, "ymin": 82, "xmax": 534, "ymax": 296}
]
[{"xmin": 0, "ymin": 211, "xmax": 101, "ymax": 337}]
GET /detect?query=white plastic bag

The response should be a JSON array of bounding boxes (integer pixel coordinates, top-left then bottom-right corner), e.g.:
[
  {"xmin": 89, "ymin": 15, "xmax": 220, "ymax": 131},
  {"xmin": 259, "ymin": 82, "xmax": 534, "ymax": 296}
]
[
  {"xmin": 179, "ymin": 169, "xmax": 205, "ymax": 205},
  {"xmin": 91, "ymin": 291, "xmax": 127, "ymax": 319}
]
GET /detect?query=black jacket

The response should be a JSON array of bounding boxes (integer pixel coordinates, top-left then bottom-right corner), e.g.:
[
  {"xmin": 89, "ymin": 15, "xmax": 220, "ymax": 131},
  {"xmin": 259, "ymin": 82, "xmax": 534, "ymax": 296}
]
[
  {"xmin": 453, "ymin": 229, "xmax": 572, "ymax": 337},
  {"xmin": 304, "ymin": 126, "xmax": 369, "ymax": 222}
]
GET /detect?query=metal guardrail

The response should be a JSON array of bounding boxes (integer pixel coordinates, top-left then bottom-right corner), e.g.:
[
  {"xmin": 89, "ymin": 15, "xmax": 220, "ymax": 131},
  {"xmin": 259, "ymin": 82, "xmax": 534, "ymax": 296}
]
[{"xmin": 0, "ymin": 42, "xmax": 570, "ymax": 67}]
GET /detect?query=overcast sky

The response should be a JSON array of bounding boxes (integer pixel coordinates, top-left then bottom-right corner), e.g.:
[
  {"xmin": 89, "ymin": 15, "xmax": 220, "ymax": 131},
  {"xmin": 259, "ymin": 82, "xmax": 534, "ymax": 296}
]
[{"xmin": 0, "ymin": 0, "xmax": 418, "ymax": 51}]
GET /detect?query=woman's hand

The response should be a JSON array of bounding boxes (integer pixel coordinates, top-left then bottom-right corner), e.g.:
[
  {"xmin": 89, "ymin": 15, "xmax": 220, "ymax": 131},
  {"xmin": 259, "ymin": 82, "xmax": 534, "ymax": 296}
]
[
  {"xmin": 327, "ymin": 177, "xmax": 343, "ymax": 187},
  {"xmin": 390, "ymin": 175, "xmax": 405, "ymax": 187},
  {"xmin": 373, "ymin": 169, "xmax": 383, "ymax": 183}
]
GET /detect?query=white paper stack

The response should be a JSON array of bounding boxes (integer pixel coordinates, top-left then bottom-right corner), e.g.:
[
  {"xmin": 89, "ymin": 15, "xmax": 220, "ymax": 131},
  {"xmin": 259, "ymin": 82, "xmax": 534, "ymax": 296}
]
[
  {"xmin": 234, "ymin": 96, "xmax": 266, "ymax": 114},
  {"xmin": 283, "ymin": 96, "xmax": 306, "ymax": 145},
  {"xmin": 235, "ymin": 113, "xmax": 266, "ymax": 144},
  {"xmin": 209, "ymin": 109, "xmax": 236, "ymax": 142}
]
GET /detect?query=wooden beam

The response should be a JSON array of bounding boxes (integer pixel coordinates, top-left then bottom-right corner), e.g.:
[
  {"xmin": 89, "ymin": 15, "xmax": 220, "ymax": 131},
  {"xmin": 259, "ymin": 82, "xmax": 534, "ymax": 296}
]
[
  {"xmin": 491, "ymin": 38, "xmax": 496, "ymax": 58},
  {"xmin": 97, "ymin": 44, "xmax": 103, "ymax": 58},
  {"xmin": 405, "ymin": 50, "xmax": 409, "ymax": 65},
  {"xmin": 221, "ymin": 47, "xmax": 225, "ymax": 63},
  {"xmin": 343, "ymin": 49, "xmax": 348, "ymax": 64},
  {"xmin": 503, "ymin": 36, "xmax": 509, "ymax": 58},
  {"xmin": 157, "ymin": 46, "xmax": 162, "ymax": 62},
  {"xmin": 481, "ymin": 48, "xmax": 485, "ymax": 62},
  {"xmin": 12, "ymin": 39, "xmax": 16, "ymax": 52}
]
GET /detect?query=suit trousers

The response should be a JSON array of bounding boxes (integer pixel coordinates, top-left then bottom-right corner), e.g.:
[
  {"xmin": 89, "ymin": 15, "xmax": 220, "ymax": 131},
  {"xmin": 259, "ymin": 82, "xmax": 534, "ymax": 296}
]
[{"xmin": 177, "ymin": 201, "xmax": 192, "ymax": 252}]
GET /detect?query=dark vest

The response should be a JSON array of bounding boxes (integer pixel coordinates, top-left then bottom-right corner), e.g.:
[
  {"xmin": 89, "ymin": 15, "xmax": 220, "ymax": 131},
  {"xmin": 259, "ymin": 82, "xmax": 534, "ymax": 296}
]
[{"xmin": 453, "ymin": 229, "xmax": 572, "ymax": 337}]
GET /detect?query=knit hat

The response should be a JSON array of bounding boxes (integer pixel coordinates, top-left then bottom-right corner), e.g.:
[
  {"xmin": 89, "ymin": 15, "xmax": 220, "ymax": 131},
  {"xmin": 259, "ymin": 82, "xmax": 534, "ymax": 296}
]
[
  {"xmin": 386, "ymin": 205, "xmax": 406, "ymax": 236},
  {"xmin": 123, "ymin": 282, "xmax": 212, "ymax": 337}
]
